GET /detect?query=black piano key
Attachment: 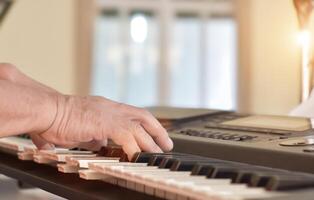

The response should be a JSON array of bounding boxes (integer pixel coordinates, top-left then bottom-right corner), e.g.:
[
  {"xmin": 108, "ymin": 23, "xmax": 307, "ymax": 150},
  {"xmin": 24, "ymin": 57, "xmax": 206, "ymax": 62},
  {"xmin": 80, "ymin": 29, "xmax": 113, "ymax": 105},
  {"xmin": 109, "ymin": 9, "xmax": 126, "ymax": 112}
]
[
  {"xmin": 249, "ymin": 171, "xmax": 289, "ymax": 187},
  {"xmin": 192, "ymin": 163, "xmax": 217, "ymax": 176},
  {"xmin": 192, "ymin": 161, "xmax": 260, "ymax": 178},
  {"xmin": 214, "ymin": 167, "xmax": 243, "ymax": 182},
  {"xmin": 267, "ymin": 176, "xmax": 314, "ymax": 191},
  {"xmin": 209, "ymin": 165, "xmax": 254, "ymax": 178},
  {"xmin": 191, "ymin": 163, "xmax": 235, "ymax": 176},
  {"xmin": 249, "ymin": 171, "xmax": 314, "ymax": 189},
  {"xmin": 170, "ymin": 160, "xmax": 200, "ymax": 171},
  {"xmin": 133, "ymin": 151, "xmax": 314, "ymax": 192},
  {"xmin": 214, "ymin": 166, "xmax": 278, "ymax": 183},
  {"xmin": 131, "ymin": 152, "xmax": 183, "ymax": 163},
  {"xmin": 159, "ymin": 156, "xmax": 205, "ymax": 169},
  {"xmin": 236, "ymin": 168, "xmax": 283, "ymax": 184},
  {"xmin": 250, "ymin": 173, "xmax": 314, "ymax": 191},
  {"xmin": 172, "ymin": 155, "xmax": 231, "ymax": 170},
  {"xmin": 148, "ymin": 154, "xmax": 179, "ymax": 166},
  {"xmin": 170, "ymin": 159, "xmax": 221, "ymax": 171}
]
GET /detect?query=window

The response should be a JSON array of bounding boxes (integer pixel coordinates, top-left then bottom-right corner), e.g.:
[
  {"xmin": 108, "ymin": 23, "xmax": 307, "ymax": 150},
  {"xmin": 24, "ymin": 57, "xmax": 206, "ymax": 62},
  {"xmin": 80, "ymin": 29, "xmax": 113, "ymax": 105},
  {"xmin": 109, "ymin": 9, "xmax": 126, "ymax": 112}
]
[
  {"xmin": 0, "ymin": 0, "xmax": 13, "ymax": 25},
  {"xmin": 91, "ymin": 0, "xmax": 237, "ymax": 110}
]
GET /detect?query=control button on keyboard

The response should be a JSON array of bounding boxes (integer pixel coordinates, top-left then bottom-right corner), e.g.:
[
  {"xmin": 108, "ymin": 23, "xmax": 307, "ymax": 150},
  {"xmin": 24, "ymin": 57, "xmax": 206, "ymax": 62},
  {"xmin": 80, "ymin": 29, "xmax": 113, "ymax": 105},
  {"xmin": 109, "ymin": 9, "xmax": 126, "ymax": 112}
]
[
  {"xmin": 239, "ymin": 135, "xmax": 255, "ymax": 141},
  {"xmin": 303, "ymin": 147, "xmax": 314, "ymax": 153}
]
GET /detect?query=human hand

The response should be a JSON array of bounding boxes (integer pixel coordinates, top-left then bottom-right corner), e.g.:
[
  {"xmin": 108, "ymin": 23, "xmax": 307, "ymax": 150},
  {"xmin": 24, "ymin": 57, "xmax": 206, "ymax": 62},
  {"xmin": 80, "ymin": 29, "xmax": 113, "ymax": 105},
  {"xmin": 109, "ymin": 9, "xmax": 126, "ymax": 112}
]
[
  {"xmin": 39, "ymin": 95, "xmax": 173, "ymax": 160},
  {"xmin": 0, "ymin": 63, "xmax": 173, "ymax": 159}
]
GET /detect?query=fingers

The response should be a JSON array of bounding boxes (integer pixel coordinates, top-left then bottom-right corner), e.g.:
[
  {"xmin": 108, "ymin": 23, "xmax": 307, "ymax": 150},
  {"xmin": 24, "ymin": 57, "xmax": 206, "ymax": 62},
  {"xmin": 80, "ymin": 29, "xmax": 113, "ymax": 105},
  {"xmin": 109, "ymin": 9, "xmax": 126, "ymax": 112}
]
[
  {"xmin": 136, "ymin": 109, "xmax": 173, "ymax": 152},
  {"xmin": 29, "ymin": 134, "xmax": 55, "ymax": 150},
  {"xmin": 132, "ymin": 125, "xmax": 163, "ymax": 153},
  {"xmin": 116, "ymin": 104, "xmax": 173, "ymax": 152},
  {"xmin": 111, "ymin": 131, "xmax": 141, "ymax": 161}
]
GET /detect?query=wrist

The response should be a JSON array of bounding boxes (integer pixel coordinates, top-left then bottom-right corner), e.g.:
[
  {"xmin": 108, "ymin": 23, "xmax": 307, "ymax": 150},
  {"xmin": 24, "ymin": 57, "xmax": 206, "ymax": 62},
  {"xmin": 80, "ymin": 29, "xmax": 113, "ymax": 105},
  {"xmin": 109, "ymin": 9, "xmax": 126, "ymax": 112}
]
[{"xmin": 34, "ymin": 93, "xmax": 66, "ymax": 135}]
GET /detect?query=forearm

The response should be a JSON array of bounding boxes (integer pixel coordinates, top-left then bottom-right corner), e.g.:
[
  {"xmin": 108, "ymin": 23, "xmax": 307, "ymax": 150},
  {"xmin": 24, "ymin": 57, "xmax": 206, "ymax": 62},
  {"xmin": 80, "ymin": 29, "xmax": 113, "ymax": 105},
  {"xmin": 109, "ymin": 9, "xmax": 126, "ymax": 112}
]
[{"xmin": 0, "ymin": 80, "xmax": 57, "ymax": 137}]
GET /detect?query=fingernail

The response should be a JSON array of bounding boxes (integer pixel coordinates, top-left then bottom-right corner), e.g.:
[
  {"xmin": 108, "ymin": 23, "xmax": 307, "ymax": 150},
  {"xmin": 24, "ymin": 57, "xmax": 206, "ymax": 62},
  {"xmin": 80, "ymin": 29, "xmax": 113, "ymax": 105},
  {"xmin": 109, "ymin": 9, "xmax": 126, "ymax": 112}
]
[
  {"xmin": 154, "ymin": 146, "xmax": 163, "ymax": 153},
  {"xmin": 167, "ymin": 138, "xmax": 173, "ymax": 150}
]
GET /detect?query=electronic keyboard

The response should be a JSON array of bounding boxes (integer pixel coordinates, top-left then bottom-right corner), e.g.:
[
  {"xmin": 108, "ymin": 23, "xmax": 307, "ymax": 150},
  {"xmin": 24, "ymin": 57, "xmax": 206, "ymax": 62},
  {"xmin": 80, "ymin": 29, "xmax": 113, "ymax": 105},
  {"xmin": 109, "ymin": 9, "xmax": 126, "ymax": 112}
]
[{"xmin": 0, "ymin": 107, "xmax": 314, "ymax": 200}]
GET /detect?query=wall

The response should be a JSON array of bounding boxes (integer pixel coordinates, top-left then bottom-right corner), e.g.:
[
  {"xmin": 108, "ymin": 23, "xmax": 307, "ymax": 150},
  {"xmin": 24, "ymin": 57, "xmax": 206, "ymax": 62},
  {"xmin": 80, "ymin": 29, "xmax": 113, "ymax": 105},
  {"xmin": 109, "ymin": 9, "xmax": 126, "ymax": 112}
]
[
  {"xmin": 0, "ymin": 0, "xmax": 307, "ymax": 114},
  {"xmin": 0, "ymin": 0, "xmax": 77, "ymax": 94},
  {"xmin": 237, "ymin": 0, "xmax": 303, "ymax": 115}
]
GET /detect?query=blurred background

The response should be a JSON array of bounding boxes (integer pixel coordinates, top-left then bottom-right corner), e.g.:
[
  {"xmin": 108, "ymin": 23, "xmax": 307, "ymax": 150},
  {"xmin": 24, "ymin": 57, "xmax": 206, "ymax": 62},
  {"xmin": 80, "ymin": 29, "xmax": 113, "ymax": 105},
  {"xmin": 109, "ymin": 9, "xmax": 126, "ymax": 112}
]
[{"xmin": 0, "ymin": 0, "xmax": 311, "ymax": 115}]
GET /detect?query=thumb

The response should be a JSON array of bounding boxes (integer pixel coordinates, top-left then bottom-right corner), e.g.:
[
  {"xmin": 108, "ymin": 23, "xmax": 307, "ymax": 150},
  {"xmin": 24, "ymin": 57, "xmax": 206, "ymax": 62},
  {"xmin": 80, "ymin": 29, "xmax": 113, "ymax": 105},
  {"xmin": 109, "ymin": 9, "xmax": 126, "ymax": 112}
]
[{"xmin": 29, "ymin": 134, "xmax": 55, "ymax": 150}]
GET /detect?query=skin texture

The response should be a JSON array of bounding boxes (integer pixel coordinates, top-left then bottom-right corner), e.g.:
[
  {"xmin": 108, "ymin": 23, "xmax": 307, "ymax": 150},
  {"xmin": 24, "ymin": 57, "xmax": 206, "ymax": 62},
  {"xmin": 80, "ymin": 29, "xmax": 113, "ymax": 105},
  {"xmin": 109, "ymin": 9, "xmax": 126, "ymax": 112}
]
[{"xmin": 0, "ymin": 63, "xmax": 173, "ymax": 160}]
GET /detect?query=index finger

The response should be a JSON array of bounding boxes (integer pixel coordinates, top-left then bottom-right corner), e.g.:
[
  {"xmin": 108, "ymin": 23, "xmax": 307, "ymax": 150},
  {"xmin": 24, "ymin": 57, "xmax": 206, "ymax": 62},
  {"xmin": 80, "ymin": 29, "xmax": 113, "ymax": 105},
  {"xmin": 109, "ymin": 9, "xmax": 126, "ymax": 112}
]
[{"xmin": 137, "ymin": 110, "xmax": 173, "ymax": 152}]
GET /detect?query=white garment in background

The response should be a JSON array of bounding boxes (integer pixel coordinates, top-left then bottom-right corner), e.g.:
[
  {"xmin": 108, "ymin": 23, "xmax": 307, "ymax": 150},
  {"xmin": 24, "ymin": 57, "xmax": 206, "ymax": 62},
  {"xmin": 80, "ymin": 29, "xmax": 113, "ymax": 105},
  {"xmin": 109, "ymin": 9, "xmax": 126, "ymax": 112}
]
[{"xmin": 290, "ymin": 89, "xmax": 314, "ymax": 118}]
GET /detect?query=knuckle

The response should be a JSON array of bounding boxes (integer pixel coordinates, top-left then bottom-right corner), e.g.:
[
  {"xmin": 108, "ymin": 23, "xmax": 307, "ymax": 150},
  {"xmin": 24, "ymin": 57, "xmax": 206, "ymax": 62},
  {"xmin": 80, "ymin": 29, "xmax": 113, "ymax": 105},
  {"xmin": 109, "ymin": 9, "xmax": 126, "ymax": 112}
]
[
  {"xmin": 0, "ymin": 63, "xmax": 16, "ymax": 69},
  {"xmin": 129, "ymin": 122, "xmax": 142, "ymax": 133},
  {"xmin": 0, "ymin": 63, "xmax": 18, "ymax": 81},
  {"xmin": 142, "ymin": 109, "xmax": 152, "ymax": 116},
  {"xmin": 114, "ymin": 102, "xmax": 129, "ymax": 111},
  {"xmin": 92, "ymin": 95, "xmax": 106, "ymax": 102},
  {"xmin": 138, "ymin": 108, "xmax": 152, "ymax": 119},
  {"xmin": 137, "ymin": 107, "xmax": 147, "ymax": 113}
]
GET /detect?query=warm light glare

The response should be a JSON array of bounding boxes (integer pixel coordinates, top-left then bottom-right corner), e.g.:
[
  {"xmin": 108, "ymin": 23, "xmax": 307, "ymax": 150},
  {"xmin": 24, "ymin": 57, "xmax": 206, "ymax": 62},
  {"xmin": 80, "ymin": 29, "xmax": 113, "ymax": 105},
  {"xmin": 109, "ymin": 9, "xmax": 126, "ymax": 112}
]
[
  {"xmin": 130, "ymin": 14, "xmax": 148, "ymax": 43},
  {"xmin": 298, "ymin": 30, "xmax": 312, "ymax": 101},
  {"xmin": 297, "ymin": 30, "xmax": 311, "ymax": 46}
]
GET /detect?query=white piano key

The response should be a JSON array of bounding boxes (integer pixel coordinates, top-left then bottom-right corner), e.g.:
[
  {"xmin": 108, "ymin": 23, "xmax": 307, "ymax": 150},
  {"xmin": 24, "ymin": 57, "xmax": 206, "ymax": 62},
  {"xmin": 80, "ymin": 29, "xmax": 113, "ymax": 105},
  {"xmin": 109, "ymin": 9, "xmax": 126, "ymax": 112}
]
[
  {"xmin": 126, "ymin": 180, "xmax": 136, "ymax": 190},
  {"xmin": 107, "ymin": 177, "xmax": 118, "ymax": 185},
  {"xmin": 66, "ymin": 157, "xmax": 120, "ymax": 168},
  {"xmin": 53, "ymin": 153, "xmax": 97, "ymax": 162},
  {"xmin": 135, "ymin": 183, "xmax": 145, "ymax": 192},
  {"xmin": 129, "ymin": 174, "xmax": 233, "ymax": 199},
  {"xmin": 65, "ymin": 156, "xmax": 119, "ymax": 163},
  {"xmin": 17, "ymin": 152, "xmax": 33, "ymax": 160},
  {"xmin": 187, "ymin": 185, "xmax": 252, "ymax": 200},
  {"xmin": 117, "ymin": 179, "xmax": 127, "ymax": 187},
  {"xmin": 112, "ymin": 166, "xmax": 159, "ymax": 171},
  {"xmin": 176, "ymin": 195, "xmax": 188, "ymax": 200},
  {"xmin": 164, "ymin": 178, "xmax": 232, "ymax": 190},
  {"xmin": 24, "ymin": 146, "xmax": 39, "ymax": 154},
  {"xmin": 209, "ymin": 187, "xmax": 279, "ymax": 199},
  {"xmin": 79, "ymin": 169, "xmax": 109, "ymax": 180},
  {"xmin": 114, "ymin": 170, "xmax": 192, "ymax": 188},
  {"xmin": 87, "ymin": 160, "xmax": 265, "ymax": 200},
  {"xmin": 0, "ymin": 140, "xmax": 280, "ymax": 200},
  {"xmin": 0, "ymin": 137, "xmax": 35, "ymax": 152},
  {"xmin": 89, "ymin": 162, "xmax": 148, "ymax": 172},
  {"xmin": 144, "ymin": 185, "xmax": 155, "ymax": 196},
  {"xmin": 33, "ymin": 154, "xmax": 56, "ymax": 164},
  {"xmin": 157, "ymin": 178, "xmax": 233, "ymax": 197},
  {"xmin": 113, "ymin": 166, "xmax": 164, "ymax": 173},
  {"xmin": 25, "ymin": 147, "xmax": 68, "ymax": 154},
  {"xmin": 78, "ymin": 169, "xmax": 119, "ymax": 184},
  {"xmin": 165, "ymin": 191, "xmax": 177, "ymax": 200},
  {"xmin": 138, "ymin": 172, "xmax": 199, "ymax": 183},
  {"xmin": 124, "ymin": 169, "xmax": 171, "ymax": 179},
  {"xmin": 155, "ymin": 189, "xmax": 165, "ymax": 199},
  {"xmin": 57, "ymin": 164, "xmax": 79, "ymax": 173},
  {"xmin": 128, "ymin": 170, "xmax": 191, "ymax": 178},
  {"xmin": 38, "ymin": 150, "xmax": 95, "ymax": 162}
]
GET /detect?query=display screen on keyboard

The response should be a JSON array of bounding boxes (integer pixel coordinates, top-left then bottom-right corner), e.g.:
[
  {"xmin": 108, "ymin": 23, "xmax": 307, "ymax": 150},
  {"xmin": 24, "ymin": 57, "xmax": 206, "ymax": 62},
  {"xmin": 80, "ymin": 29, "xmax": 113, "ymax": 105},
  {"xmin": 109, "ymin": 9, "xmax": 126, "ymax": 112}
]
[{"xmin": 222, "ymin": 115, "xmax": 311, "ymax": 132}]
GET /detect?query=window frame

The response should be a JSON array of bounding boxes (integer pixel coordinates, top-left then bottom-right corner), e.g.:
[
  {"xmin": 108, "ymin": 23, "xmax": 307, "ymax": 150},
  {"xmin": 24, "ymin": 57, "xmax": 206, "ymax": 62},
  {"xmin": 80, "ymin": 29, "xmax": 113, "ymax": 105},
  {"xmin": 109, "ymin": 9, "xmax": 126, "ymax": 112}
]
[{"xmin": 77, "ymin": 0, "xmax": 237, "ymax": 109}]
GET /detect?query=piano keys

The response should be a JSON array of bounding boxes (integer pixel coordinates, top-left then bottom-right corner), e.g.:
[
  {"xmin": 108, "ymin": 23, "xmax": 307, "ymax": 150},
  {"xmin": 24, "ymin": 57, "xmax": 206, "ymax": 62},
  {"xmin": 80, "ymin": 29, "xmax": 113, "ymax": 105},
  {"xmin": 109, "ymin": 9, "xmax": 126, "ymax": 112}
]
[
  {"xmin": 1, "ymin": 107, "xmax": 314, "ymax": 200},
  {"xmin": 1, "ymin": 137, "xmax": 314, "ymax": 200}
]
